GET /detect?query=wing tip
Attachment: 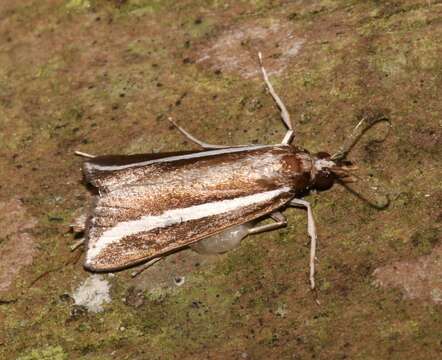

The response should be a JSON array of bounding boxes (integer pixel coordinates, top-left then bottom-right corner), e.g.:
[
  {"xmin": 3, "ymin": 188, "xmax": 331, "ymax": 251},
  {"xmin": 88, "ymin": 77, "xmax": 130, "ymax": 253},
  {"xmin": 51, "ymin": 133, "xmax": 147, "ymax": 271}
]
[
  {"xmin": 83, "ymin": 256, "xmax": 114, "ymax": 272},
  {"xmin": 83, "ymin": 241, "xmax": 104, "ymax": 272},
  {"xmin": 83, "ymin": 259, "xmax": 97, "ymax": 272},
  {"xmin": 83, "ymin": 252, "xmax": 100, "ymax": 272}
]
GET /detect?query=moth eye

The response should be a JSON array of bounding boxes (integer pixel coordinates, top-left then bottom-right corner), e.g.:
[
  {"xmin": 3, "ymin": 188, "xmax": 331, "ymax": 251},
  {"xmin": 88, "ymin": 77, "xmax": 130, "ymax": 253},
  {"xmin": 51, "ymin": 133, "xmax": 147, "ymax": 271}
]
[{"xmin": 174, "ymin": 276, "xmax": 185, "ymax": 286}]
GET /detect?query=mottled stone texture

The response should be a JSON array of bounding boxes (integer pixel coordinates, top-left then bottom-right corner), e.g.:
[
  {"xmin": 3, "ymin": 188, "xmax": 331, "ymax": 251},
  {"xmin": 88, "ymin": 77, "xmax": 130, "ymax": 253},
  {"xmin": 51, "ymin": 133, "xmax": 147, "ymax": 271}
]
[
  {"xmin": 0, "ymin": 1, "xmax": 441, "ymax": 359},
  {"xmin": 0, "ymin": 198, "xmax": 36, "ymax": 292}
]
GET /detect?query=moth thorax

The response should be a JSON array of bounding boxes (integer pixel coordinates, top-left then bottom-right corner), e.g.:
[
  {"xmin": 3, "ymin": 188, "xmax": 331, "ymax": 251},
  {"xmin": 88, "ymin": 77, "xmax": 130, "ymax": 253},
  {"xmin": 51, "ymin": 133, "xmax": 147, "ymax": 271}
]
[{"xmin": 311, "ymin": 152, "xmax": 337, "ymax": 191}]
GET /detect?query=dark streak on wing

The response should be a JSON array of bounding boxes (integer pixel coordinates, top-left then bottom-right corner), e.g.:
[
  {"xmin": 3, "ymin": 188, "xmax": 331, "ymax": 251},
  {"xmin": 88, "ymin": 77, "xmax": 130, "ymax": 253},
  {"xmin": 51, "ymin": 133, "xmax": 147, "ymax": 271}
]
[
  {"xmin": 86, "ymin": 189, "xmax": 294, "ymax": 271},
  {"xmin": 83, "ymin": 150, "xmax": 203, "ymax": 190},
  {"xmin": 87, "ymin": 151, "xmax": 203, "ymax": 168}
]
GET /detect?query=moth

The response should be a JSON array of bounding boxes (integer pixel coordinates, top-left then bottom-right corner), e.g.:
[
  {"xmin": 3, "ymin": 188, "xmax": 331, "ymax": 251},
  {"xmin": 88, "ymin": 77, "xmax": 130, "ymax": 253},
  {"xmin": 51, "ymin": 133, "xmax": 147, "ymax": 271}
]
[{"xmin": 73, "ymin": 53, "xmax": 388, "ymax": 289}]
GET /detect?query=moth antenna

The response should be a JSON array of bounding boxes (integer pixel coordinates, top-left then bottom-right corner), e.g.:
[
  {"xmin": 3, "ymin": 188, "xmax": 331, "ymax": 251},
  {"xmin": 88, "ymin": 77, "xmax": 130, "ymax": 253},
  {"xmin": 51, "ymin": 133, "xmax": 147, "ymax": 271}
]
[
  {"xmin": 337, "ymin": 175, "xmax": 390, "ymax": 210},
  {"xmin": 331, "ymin": 115, "xmax": 391, "ymax": 161},
  {"xmin": 258, "ymin": 52, "xmax": 294, "ymax": 144},
  {"xmin": 330, "ymin": 113, "xmax": 391, "ymax": 209},
  {"xmin": 75, "ymin": 150, "xmax": 96, "ymax": 158}
]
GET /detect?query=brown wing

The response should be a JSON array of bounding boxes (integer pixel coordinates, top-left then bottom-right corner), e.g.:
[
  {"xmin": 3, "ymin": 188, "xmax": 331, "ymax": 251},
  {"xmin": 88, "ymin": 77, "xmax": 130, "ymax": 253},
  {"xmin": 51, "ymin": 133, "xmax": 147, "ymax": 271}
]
[
  {"xmin": 83, "ymin": 145, "xmax": 301, "ymax": 271},
  {"xmin": 83, "ymin": 150, "xmax": 204, "ymax": 190},
  {"xmin": 84, "ymin": 185, "xmax": 294, "ymax": 271}
]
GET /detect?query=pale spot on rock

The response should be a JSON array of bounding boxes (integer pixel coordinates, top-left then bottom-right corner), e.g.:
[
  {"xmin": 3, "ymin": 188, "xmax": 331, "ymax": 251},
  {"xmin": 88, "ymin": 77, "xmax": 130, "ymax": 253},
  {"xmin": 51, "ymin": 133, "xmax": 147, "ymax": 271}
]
[
  {"xmin": 373, "ymin": 245, "xmax": 442, "ymax": 304},
  {"xmin": 130, "ymin": 248, "xmax": 222, "ymax": 299},
  {"xmin": 0, "ymin": 198, "xmax": 37, "ymax": 292},
  {"xmin": 195, "ymin": 20, "xmax": 304, "ymax": 78},
  {"xmin": 72, "ymin": 275, "xmax": 111, "ymax": 313}
]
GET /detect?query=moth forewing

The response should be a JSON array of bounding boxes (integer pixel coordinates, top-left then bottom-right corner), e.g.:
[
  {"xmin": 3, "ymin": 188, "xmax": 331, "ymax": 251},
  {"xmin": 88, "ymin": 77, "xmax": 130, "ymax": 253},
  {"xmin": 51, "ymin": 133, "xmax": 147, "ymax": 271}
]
[
  {"xmin": 85, "ymin": 186, "xmax": 294, "ymax": 271},
  {"xmin": 83, "ymin": 145, "xmax": 271, "ymax": 191}
]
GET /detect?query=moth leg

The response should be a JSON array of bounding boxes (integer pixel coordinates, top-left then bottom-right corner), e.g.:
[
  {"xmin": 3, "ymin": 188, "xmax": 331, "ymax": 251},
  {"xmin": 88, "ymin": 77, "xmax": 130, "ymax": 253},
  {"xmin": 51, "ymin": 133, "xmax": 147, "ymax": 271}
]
[
  {"xmin": 70, "ymin": 238, "xmax": 85, "ymax": 251},
  {"xmin": 247, "ymin": 211, "xmax": 287, "ymax": 235},
  {"xmin": 74, "ymin": 150, "xmax": 96, "ymax": 158},
  {"xmin": 130, "ymin": 257, "xmax": 163, "ymax": 278},
  {"xmin": 167, "ymin": 117, "xmax": 229, "ymax": 149},
  {"xmin": 290, "ymin": 199, "xmax": 317, "ymax": 289},
  {"xmin": 258, "ymin": 52, "xmax": 294, "ymax": 145}
]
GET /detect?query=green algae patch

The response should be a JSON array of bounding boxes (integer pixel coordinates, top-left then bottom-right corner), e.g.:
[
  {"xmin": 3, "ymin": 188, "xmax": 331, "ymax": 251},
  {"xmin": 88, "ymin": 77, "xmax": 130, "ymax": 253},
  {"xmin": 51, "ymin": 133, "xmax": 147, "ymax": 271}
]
[
  {"xmin": 34, "ymin": 58, "xmax": 66, "ymax": 79},
  {"xmin": 17, "ymin": 346, "xmax": 68, "ymax": 360},
  {"xmin": 118, "ymin": 0, "xmax": 174, "ymax": 17},
  {"xmin": 65, "ymin": 0, "xmax": 91, "ymax": 11},
  {"xmin": 183, "ymin": 17, "xmax": 216, "ymax": 39}
]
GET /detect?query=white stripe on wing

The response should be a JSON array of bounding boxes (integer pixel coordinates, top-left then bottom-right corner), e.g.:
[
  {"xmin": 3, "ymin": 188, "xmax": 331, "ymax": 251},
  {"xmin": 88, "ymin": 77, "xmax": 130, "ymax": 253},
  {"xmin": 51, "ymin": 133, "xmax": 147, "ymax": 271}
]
[
  {"xmin": 86, "ymin": 186, "xmax": 291, "ymax": 263},
  {"xmin": 88, "ymin": 145, "xmax": 272, "ymax": 171}
]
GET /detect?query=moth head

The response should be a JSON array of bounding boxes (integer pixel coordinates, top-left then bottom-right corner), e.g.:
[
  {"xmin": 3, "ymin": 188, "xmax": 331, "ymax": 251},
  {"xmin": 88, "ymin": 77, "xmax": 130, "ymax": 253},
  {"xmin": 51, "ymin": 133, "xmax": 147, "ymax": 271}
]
[
  {"xmin": 311, "ymin": 152, "xmax": 357, "ymax": 191},
  {"xmin": 311, "ymin": 113, "xmax": 391, "ymax": 190}
]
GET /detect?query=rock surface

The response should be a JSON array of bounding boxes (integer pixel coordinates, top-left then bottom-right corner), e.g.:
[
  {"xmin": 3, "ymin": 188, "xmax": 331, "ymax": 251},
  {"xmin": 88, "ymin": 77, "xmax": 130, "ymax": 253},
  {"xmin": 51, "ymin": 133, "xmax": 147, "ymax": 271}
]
[{"xmin": 1, "ymin": 1, "xmax": 441, "ymax": 359}]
